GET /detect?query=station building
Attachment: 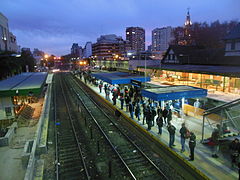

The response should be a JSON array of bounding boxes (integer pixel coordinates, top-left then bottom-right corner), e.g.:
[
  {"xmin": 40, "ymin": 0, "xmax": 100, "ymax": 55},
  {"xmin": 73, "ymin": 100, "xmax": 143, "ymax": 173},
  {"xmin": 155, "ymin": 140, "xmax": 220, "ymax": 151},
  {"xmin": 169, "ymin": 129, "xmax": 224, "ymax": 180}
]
[{"xmin": 0, "ymin": 72, "xmax": 48, "ymax": 125}]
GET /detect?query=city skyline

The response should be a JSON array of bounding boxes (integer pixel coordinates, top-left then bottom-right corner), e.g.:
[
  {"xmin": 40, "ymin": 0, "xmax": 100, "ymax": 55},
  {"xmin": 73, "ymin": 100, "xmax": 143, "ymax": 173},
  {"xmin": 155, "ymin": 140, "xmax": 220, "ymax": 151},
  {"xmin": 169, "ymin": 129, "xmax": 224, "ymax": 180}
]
[{"xmin": 1, "ymin": 0, "xmax": 239, "ymax": 56}]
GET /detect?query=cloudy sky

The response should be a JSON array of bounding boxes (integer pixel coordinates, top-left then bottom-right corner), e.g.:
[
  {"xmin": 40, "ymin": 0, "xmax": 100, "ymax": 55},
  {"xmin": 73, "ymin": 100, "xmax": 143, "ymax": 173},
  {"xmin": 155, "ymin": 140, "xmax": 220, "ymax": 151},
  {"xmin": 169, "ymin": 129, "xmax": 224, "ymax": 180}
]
[{"xmin": 1, "ymin": 0, "xmax": 239, "ymax": 56}]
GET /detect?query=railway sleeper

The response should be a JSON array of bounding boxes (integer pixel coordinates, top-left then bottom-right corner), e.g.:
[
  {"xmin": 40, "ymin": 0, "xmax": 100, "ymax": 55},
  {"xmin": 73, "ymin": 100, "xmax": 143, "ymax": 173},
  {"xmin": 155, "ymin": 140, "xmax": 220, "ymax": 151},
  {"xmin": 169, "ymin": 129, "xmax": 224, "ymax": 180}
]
[
  {"xmin": 59, "ymin": 141, "xmax": 78, "ymax": 147},
  {"xmin": 60, "ymin": 171, "xmax": 83, "ymax": 179},
  {"xmin": 59, "ymin": 150, "xmax": 80, "ymax": 157},
  {"xmin": 60, "ymin": 164, "xmax": 83, "ymax": 173},
  {"xmin": 59, "ymin": 147, "xmax": 79, "ymax": 153},
  {"xmin": 60, "ymin": 160, "xmax": 82, "ymax": 168}
]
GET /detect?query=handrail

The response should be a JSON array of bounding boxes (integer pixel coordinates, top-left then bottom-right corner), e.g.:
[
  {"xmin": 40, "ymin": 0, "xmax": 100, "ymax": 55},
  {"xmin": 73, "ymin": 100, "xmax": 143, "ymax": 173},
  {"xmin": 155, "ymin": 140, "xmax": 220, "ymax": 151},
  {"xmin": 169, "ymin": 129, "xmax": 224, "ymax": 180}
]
[{"xmin": 204, "ymin": 98, "xmax": 240, "ymax": 116}]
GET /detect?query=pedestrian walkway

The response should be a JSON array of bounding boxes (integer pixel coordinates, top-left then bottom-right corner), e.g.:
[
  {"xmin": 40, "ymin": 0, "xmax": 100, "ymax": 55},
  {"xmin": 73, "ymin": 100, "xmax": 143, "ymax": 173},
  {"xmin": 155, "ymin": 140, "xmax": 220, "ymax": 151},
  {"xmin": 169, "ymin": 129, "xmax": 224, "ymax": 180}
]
[{"xmin": 78, "ymin": 75, "xmax": 239, "ymax": 180}]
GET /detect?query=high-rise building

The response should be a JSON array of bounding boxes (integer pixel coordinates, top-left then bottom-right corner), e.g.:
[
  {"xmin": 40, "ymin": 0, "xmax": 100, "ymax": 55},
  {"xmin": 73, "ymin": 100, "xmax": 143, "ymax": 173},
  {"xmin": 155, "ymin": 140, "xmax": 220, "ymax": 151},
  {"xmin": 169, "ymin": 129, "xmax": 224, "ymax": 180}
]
[
  {"xmin": 152, "ymin": 26, "xmax": 174, "ymax": 52},
  {"xmin": 0, "ymin": 12, "xmax": 18, "ymax": 52},
  {"xmin": 92, "ymin": 34, "xmax": 129, "ymax": 60},
  {"xmin": 71, "ymin": 43, "xmax": 82, "ymax": 58},
  {"xmin": 83, "ymin": 42, "xmax": 92, "ymax": 58},
  {"xmin": 126, "ymin": 27, "xmax": 145, "ymax": 52}
]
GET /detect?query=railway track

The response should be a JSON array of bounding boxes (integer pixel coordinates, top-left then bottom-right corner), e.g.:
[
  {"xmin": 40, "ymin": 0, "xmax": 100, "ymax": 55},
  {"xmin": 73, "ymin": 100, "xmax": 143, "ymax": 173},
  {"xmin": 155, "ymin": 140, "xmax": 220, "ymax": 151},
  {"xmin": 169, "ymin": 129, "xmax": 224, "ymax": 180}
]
[
  {"xmin": 64, "ymin": 73, "xmax": 169, "ymax": 180},
  {"xmin": 54, "ymin": 73, "xmax": 91, "ymax": 180}
]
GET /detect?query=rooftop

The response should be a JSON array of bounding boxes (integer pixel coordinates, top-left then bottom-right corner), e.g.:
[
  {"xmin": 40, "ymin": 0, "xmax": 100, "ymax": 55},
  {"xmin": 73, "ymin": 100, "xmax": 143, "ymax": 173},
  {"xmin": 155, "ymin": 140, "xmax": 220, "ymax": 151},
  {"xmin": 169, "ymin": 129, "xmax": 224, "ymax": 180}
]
[
  {"xmin": 91, "ymin": 72, "xmax": 150, "ymax": 84},
  {"xmin": 0, "ymin": 72, "xmax": 48, "ymax": 97}
]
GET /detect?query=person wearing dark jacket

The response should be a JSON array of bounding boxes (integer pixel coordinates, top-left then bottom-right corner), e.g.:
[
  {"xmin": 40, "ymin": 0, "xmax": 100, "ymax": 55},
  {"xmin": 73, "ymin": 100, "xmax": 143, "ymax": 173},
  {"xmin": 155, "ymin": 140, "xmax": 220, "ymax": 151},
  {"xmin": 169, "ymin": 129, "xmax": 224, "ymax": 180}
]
[
  {"xmin": 180, "ymin": 123, "xmax": 188, "ymax": 153},
  {"xmin": 119, "ymin": 95, "xmax": 124, "ymax": 110},
  {"xmin": 125, "ymin": 95, "xmax": 130, "ymax": 112},
  {"xmin": 143, "ymin": 105, "xmax": 147, "ymax": 125},
  {"xmin": 156, "ymin": 114, "xmax": 164, "ymax": 135},
  {"xmin": 135, "ymin": 104, "xmax": 141, "ymax": 121},
  {"xmin": 211, "ymin": 126, "xmax": 220, "ymax": 158},
  {"xmin": 167, "ymin": 109, "xmax": 172, "ymax": 125},
  {"xmin": 162, "ymin": 107, "xmax": 169, "ymax": 125},
  {"xmin": 146, "ymin": 107, "xmax": 152, "ymax": 130},
  {"xmin": 129, "ymin": 102, "xmax": 134, "ymax": 119},
  {"xmin": 167, "ymin": 123, "xmax": 176, "ymax": 148},
  {"xmin": 189, "ymin": 132, "xmax": 196, "ymax": 161},
  {"xmin": 229, "ymin": 138, "xmax": 240, "ymax": 167},
  {"xmin": 151, "ymin": 107, "xmax": 157, "ymax": 126}
]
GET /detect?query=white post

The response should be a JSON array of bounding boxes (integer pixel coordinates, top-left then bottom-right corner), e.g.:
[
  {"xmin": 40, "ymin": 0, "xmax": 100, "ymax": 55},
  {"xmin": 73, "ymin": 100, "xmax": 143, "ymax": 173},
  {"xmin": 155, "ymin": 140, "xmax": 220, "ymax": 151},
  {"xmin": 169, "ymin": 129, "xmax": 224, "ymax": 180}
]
[{"xmin": 181, "ymin": 97, "xmax": 185, "ymax": 120}]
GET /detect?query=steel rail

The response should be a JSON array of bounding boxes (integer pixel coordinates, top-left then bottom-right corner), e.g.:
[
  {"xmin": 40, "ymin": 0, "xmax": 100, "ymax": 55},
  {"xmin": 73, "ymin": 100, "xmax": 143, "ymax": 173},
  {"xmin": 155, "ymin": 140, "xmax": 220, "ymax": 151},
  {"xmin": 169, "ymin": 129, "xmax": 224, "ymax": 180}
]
[
  {"xmin": 68, "ymin": 74, "xmax": 168, "ymax": 179},
  {"xmin": 58, "ymin": 75, "xmax": 91, "ymax": 180}
]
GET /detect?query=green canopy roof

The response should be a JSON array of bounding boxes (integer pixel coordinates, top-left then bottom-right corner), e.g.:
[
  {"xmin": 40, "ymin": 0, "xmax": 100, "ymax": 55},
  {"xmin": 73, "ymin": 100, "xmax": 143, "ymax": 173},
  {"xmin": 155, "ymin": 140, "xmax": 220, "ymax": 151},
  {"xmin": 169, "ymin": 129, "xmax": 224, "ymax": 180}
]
[{"xmin": 0, "ymin": 72, "xmax": 48, "ymax": 97}]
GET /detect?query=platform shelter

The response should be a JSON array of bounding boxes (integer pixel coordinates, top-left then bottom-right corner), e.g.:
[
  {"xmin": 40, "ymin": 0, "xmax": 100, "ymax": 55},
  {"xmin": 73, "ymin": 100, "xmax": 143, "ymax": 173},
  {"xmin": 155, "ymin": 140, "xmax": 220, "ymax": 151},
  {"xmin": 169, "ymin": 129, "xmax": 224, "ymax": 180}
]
[
  {"xmin": 0, "ymin": 72, "xmax": 47, "ymax": 121},
  {"xmin": 91, "ymin": 72, "xmax": 150, "ymax": 85},
  {"xmin": 141, "ymin": 85, "xmax": 207, "ymax": 116},
  {"xmin": 141, "ymin": 85, "xmax": 207, "ymax": 101}
]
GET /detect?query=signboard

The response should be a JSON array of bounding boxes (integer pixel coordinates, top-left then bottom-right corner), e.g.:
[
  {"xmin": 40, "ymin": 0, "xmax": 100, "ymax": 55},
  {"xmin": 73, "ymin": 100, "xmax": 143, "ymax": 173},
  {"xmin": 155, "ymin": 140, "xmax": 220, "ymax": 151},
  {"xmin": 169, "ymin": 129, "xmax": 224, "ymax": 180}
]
[{"xmin": 131, "ymin": 79, "xmax": 141, "ymax": 87}]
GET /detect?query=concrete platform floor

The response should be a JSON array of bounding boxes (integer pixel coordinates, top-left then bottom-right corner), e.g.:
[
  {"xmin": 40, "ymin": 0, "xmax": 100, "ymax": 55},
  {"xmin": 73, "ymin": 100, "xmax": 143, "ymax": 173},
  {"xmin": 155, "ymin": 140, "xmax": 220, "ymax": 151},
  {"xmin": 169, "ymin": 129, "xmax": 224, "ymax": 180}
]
[
  {"xmin": 81, "ymin": 77, "xmax": 239, "ymax": 180},
  {"xmin": 0, "ymin": 100, "xmax": 43, "ymax": 180}
]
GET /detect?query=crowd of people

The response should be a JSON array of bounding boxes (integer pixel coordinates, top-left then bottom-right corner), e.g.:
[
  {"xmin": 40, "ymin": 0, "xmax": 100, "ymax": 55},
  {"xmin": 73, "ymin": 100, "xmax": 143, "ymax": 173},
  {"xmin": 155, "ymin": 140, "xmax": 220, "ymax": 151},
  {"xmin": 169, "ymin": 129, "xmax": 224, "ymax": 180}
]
[
  {"xmin": 79, "ymin": 72, "xmax": 240, "ymax": 170},
  {"xmin": 95, "ymin": 80, "xmax": 198, "ymax": 161}
]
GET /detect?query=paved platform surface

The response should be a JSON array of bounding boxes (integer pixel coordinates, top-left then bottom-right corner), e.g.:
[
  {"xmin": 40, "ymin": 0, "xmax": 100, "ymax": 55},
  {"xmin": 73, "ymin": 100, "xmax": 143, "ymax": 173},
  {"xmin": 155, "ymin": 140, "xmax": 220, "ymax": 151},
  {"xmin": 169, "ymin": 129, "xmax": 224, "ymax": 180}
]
[
  {"xmin": 0, "ymin": 100, "xmax": 43, "ymax": 180},
  {"xmin": 80, "ymin": 76, "xmax": 239, "ymax": 180}
]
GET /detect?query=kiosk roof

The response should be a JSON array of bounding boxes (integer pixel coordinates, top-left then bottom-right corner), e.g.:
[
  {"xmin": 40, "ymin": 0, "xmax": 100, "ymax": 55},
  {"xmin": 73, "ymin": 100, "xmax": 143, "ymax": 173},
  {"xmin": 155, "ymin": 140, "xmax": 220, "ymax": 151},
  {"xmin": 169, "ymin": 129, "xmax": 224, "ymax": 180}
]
[
  {"xmin": 91, "ymin": 72, "xmax": 150, "ymax": 84},
  {"xmin": 141, "ymin": 85, "xmax": 207, "ymax": 101}
]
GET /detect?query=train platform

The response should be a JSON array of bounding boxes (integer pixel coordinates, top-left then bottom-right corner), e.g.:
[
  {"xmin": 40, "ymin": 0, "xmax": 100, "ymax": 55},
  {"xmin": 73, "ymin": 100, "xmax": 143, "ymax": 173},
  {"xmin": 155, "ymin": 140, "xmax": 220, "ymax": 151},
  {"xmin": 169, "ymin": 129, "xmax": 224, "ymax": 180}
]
[{"xmin": 77, "ymin": 75, "xmax": 239, "ymax": 180}]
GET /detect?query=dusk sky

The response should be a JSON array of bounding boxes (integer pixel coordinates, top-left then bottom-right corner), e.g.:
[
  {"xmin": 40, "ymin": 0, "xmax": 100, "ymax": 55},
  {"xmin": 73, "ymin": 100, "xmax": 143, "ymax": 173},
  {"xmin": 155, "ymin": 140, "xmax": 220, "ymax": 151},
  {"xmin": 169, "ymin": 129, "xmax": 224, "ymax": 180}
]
[{"xmin": 1, "ymin": 0, "xmax": 240, "ymax": 56}]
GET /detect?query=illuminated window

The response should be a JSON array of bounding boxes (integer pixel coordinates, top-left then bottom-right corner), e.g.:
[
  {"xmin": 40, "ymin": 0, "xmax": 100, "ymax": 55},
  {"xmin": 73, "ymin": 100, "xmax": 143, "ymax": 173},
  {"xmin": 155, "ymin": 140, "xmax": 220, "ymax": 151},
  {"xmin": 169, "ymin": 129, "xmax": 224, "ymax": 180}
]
[{"xmin": 126, "ymin": 32, "xmax": 130, "ymax": 34}]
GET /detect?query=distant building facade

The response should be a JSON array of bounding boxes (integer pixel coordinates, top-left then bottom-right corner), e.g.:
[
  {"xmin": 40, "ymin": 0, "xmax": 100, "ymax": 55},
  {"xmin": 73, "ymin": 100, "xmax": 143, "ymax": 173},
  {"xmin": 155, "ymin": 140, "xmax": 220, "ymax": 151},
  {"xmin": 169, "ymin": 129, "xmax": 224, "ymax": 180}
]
[
  {"xmin": 224, "ymin": 23, "xmax": 240, "ymax": 57},
  {"xmin": 71, "ymin": 43, "xmax": 83, "ymax": 58},
  {"xmin": 126, "ymin": 27, "xmax": 145, "ymax": 52},
  {"xmin": 83, "ymin": 42, "xmax": 92, "ymax": 58},
  {"xmin": 0, "ymin": 12, "xmax": 18, "ymax": 52},
  {"xmin": 152, "ymin": 26, "xmax": 174, "ymax": 52},
  {"xmin": 92, "ymin": 34, "xmax": 129, "ymax": 60},
  {"xmin": 33, "ymin": 48, "xmax": 44, "ymax": 65}
]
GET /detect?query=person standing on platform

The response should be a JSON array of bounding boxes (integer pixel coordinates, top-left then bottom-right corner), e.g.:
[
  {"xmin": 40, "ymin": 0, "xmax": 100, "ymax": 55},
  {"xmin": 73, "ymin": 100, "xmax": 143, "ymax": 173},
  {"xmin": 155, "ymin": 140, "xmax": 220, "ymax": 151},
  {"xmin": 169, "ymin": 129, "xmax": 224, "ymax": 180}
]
[
  {"xmin": 151, "ymin": 107, "xmax": 157, "ymax": 126},
  {"xmin": 156, "ymin": 113, "xmax": 164, "ymax": 135},
  {"xmin": 157, "ymin": 106, "xmax": 162, "ymax": 117},
  {"xmin": 162, "ymin": 107, "xmax": 169, "ymax": 125},
  {"xmin": 104, "ymin": 84, "xmax": 108, "ymax": 94},
  {"xmin": 99, "ymin": 83, "xmax": 103, "ymax": 93},
  {"xmin": 180, "ymin": 123, "xmax": 189, "ymax": 153},
  {"xmin": 119, "ymin": 95, "xmax": 124, "ymax": 110},
  {"xmin": 135, "ymin": 103, "xmax": 141, "ymax": 121},
  {"xmin": 167, "ymin": 109, "xmax": 172, "ymax": 125},
  {"xmin": 188, "ymin": 132, "xmax": 196, "ymax": 161},
  {"xmin": 106, "ymin": 87, "xmax": 110, "ymax": 101},
  {"xmin": 146, "ymin": 107, "xmax": 152, "ymax": 130},
  {"xmin": 167, "ymin": 123, "xmax": 176, "ymax": 148},
  {"xmin": 129, "ymin": 102, "xmax": 134, "ymax": 119},
  {"xmin": 143, "ymin": 104, "xmax": 147, "ymax": 125},
  {"xmin": 125, "ymin": 95, "xmax": 130, "ymax": 112},
  {"xmin": 211, "ymin": 125, "xmax": 220, "ymax": 158},
  {"xmin": 229, "ymin": 138, "xmax": 240, "ymax": 168}
]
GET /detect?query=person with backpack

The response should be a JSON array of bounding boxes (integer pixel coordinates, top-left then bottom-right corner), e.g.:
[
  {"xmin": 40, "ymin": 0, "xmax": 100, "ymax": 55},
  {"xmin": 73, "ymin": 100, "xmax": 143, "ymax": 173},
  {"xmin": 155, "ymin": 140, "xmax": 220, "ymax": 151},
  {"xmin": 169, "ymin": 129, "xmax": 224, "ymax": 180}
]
[
  {"xmin": 167, "ymin": 123, "xmax": 176, "ymax": 148},
  {"xmin": 189, "ymin": 132, "xmax": 196, "ymax": 161},
  {"xmin": 179, "ymin": 123, "xmax": 189, "ymax": 153}
]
